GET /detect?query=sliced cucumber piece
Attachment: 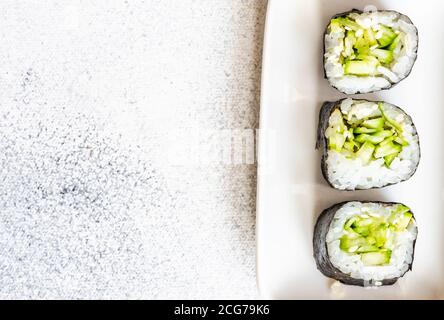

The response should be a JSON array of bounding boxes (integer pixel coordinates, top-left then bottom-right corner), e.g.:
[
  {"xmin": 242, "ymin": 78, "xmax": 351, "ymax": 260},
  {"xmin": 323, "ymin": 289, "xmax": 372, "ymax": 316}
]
[
  {"xmin": 354, "ymin": 127, "xmax": 378, "ymax": 134},
  {"xmin": 384, "ymin": 232, "xmax": 395, "ymax": 250},
  {"xmin": 356, "ymin": 245, "xmax": 380, "ymax": 253},
  {"xmin": 372, "ymin": 48, "xmax": 394, "ymax": 64},
  {"xmin": 388, "ymin": 205, "xmax": 413, "ymax": 231},
  {"xmin": 393, "ymin": 204, "xmax": 411, "ymax": 215},
  {"xmin": 377, "ymin": 25, "xmax": 397, "ymax": 48},
  {"xmin": 344, "ymin": 60, "xmax": 377, "ymax": 75},
  {"xmin": 344, "ymin": 31, "xmax": 356, "ymax": 57},
  {"xmin": 364, "ymin": 28, "xmax": 378, "ymax": 46},
  {"xmin": 355, "ymin": 134, "xmax": 384, "ymax": 145},
  {"xmin": 355, "ymin": 130, "xmax": 392, "ymax": 145},
  {"xmin": 353, "ymin": 217, "xmax": 377, "ymax": 228},
  {"xmin": 344, "ymin": 217, "xmax": 358, "ymax": 231},
  {"xmin": 361, "ymin": 250, "xmax": 391, "ymax": 266},
  {"xmin": 373, "ymin": 130, "xmax": 394, "ymax": 139},
  {"xmin": 366, "ymin": 236, "xmax": 377, "ymax": 245},
  {"xmin": 379, "ymin": 103, "xmax": 403, "ymax": 133},
  {"xmin": 328, "ymin": 133, "xmax": 346, "ymax": 151},
  {"xmin": 346, "ymin": 128, "xmax": 355, "ymax": 140},
  {"xmin": 362, "ymin": 117, "xmax": 385, "ymax": 129},
  {"xmin": 385, "ymin": 121, "xmax": 403, "ymax": 133},
  {"xmin": 394, "ymin": 136, "xmax": 409, "ymax": 146},
  {"xmin": 340, "ymin": 236, "xmax": 368, "ymax": 252},
  {"xmin": 330, "ymin": 19, "xmax": 345, "ymax": 33},
  {"xmin": 379, "ymin": 136, "xmax": 395, "ymax": 146},
  {"xmin": 394, "ymin": 212, "xmax": 413, "ymax": 231},
  {"xmin": 374, "ymin": 141, "xmax": 402, "ymax": 158},
  {"xmin": 370, "ymin": 224, "xmax": 388, "ymax": 247},
  {"xmin": 384, "ymin": 153, "xmax": 398, "ymax": 167},
  {"xmin": 356, "ymin": 141, "xmax": 375, "ymax": 165},
  {"xmin": 354, "ymin": 39, "xmax": 369, "ymax": 53},
  {"xmin": 329, "ymin": 109, "xmax": 347, "ymax": 133},
  {"xmin": 337, "ymin": 17, "xmax": 361, "ymax": 31},
  {"xmin": 352, "ymin": 226, "xmax": 370, "ymax": 237},
  {"xmin": 343, "ymin": 141, "xmax": 358, "ymax": 152},
  {"xmin": 388, "ymin": 36, "xmax": 401, "ymax": 51},
  {"xmin": 354, "ymin": 55, "xmax": 380, "ymax": 67}
]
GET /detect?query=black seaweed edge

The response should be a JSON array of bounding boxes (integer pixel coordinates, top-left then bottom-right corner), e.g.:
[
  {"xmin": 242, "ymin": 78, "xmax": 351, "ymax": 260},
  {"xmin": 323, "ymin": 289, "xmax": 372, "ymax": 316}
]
[
  {"xmin": 316, "ymin": 98, "xmax": 421, "ymax": 191},
  {"xmin": 313, "ymin": 201, "xmax": 417, "ymax": 287},
  {"xmin": 322, "ymin": 9, "xmax": 419, "ymax": 94}
]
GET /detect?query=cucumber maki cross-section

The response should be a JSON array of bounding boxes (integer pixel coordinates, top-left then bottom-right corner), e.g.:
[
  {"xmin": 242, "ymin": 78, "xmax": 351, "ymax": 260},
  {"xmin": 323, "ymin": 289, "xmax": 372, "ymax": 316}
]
[
  {"xmin": 313, "ymin": 201, "xmax": 418, "ymax": 287},
  {"xmin": 317, "ymin": 98, "xmax": 420, "ymax": 191},
  {"xmin": 324, "ymin": 10, "xmax": 418, "ymax": 94}
]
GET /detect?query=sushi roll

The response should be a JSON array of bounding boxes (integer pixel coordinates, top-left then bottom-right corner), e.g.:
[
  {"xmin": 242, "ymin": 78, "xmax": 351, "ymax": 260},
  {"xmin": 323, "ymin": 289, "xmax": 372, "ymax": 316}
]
[
  {"xmin": 324, "ymin": 9, "xmax": 418, "ymax": 94},
  {"xmin": 317, "ymin": 98, "xmax": 420, "ymax": 191},
  {"xmin": 313, "ymin": 201, "xmax": 418, "ymax": 287}
]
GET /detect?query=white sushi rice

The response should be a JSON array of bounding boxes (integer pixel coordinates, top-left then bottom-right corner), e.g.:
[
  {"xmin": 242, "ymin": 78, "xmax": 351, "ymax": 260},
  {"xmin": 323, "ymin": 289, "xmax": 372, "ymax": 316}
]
[
  {"xmin": 326, "ymin": 99, "xmax": 420, "ymax": 190},
  {"xmin": 326, "ymin": 202, "xmax": 417, "ymax": 285},
  {"xmin": 324, "ymin": 11, "xmax": 418, "ymax": 94}
]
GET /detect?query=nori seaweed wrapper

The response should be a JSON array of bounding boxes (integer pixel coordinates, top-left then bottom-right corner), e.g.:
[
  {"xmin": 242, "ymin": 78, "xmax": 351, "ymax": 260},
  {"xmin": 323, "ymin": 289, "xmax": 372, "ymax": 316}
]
[
  {"xmin": 323, "ymin": 9, "xmax": 419, "ymax": 94},
  {"xmin": 313, "ymin": 201, "xmax": 417, "ymax": 287},
  {"xmin": 316, "ymin": 99, "xmax": 420, "ymax": 191}
]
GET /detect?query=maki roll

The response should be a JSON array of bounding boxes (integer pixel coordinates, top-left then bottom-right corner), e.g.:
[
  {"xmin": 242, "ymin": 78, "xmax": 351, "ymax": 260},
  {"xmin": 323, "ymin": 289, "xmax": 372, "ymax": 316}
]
[
  {"xmin": 324, "ymin": 10, "xmax": 418, "ymax": 94},
  {"xmin": 317, "ymin": 98, "xmax": 420, "ymax": 191},
  {"xmin": 313, "ymin": 201, "xmax": 418, "ymax": 287}
]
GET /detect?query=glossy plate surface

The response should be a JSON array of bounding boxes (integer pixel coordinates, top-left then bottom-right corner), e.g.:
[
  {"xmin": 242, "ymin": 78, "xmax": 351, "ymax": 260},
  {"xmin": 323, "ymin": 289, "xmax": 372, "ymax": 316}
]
[{"xmin": 257, "ymin": 0, "xmax": 444, "ymax": 299}]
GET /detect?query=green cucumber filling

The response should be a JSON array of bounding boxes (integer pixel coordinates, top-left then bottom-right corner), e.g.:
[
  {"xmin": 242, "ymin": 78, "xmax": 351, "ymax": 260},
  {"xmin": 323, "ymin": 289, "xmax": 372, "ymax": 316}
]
[
  {"xmin": 339, "ymin": 205, "xmax": 413, "ymax": 266},
  {"xmin": 325, "ymin": 103, "xmax": 408, "ymax": 167},
  {"xmin": 329, "ymin": 17, "xmax": 403, "ymax": 76}
]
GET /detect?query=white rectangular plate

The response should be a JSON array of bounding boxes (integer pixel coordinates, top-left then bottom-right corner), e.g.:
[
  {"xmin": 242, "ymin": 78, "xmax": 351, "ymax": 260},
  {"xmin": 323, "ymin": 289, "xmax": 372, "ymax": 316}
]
[{"xmin": 257, "ymin": 0, "xmax": 444, "ymax": 299}]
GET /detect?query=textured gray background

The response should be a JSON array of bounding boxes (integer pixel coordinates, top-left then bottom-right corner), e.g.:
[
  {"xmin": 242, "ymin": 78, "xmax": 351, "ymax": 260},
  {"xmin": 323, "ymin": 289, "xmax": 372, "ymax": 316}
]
[{"xmin": 0, "ymin": 0, "xmax": 267, "ymax": 299}]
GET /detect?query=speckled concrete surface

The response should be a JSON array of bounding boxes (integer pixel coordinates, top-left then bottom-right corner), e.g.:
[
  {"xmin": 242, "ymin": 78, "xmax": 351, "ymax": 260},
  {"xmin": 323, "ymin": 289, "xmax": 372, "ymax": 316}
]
[{"xmin": 0, "ymin": 0, "xmax": 266, "ymax": 299}]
